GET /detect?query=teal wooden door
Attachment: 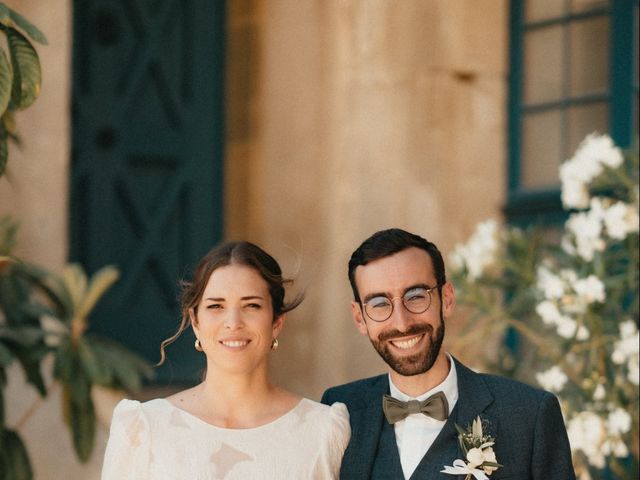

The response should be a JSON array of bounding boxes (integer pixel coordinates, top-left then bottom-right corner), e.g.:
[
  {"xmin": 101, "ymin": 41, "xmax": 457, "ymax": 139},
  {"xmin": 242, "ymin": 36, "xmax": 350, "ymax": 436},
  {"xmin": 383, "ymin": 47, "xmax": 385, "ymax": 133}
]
[{"xmin": 70, "ymin": 1, "xmax": 225, "ymax": 382}]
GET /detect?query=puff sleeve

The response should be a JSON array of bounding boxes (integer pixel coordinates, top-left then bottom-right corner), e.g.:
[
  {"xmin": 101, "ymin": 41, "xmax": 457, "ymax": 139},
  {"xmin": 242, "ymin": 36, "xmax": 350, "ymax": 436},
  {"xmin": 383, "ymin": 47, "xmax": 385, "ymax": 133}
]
[
  {"xmin": 101, "ymin": 399, "xmax": 151, "ymax": 480},
  {"xmin": 313, "ymin": 402, "xmax": 351, "ymax": 480}
]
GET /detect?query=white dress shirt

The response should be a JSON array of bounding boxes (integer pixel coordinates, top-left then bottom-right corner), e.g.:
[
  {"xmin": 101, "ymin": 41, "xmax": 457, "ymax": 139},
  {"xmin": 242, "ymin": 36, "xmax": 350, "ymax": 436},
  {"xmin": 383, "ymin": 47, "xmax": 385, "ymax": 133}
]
[{"xmin": 388, "ymin": 353, "xmax": 459, "ymax": 479}]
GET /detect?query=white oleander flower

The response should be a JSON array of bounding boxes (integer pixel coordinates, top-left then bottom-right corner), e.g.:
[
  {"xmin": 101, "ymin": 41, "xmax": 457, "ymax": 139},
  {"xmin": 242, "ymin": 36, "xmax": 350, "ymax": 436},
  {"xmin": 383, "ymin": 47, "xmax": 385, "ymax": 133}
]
[
  {"xmin": 592, "ymin": 384, "xmax": 606, "ymax": 401},
  {"xmin": 567, "ymin": 412, "xmax": 607, "ymax": 469},
  {"xmin": 537, "ymin": 265, "xmax": 566, "ymax": 300},
  {"xmin": 583, "ymin": 133, "xmax": 624, "ymax": 169},
  {"xmin": 449, "ymin": 219, "xmax": 499, "ymax": 280},
  {"xmin": 602, "ymin": 201, "xmax": 640, "ymax": 240},
  {"xmin": 612, "ymin": 321, "xmax": 639, "ymax": 365},
  {"xmin": 561, "ymin": 178, "xmax": 590, "ymax": 209},
  {"xmin": 565, "ymin": 210, "xmax": 605, "ymax": 261},
  {"xmin": 607, "ymin": 408, "xmax": 631, "ymax": 435},
  {"xmin": 559, "ymin": 133, "xmax": 622, "ymax": 209},
  {"xmin": 573, "ymin": 275, "xmax": 606, "ymax": 304},
  {"xmin": 557, "ymin": 316, "xmax": 579, "ymax": 339},
  {"xmin": 536, "ymin": 301, "xmax": 562, "ymax": 325},
  {"xmin": 536, "ymin": 366, "xmax": 568, "ymax": 392}
]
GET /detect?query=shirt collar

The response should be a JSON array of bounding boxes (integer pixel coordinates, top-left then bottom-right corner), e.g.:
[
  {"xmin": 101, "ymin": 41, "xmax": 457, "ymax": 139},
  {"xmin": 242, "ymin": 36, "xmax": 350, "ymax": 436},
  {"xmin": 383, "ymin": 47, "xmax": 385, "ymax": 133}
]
[{"xmin": 388, "ymin": 352, "xmax": 459, "ymax": 410}]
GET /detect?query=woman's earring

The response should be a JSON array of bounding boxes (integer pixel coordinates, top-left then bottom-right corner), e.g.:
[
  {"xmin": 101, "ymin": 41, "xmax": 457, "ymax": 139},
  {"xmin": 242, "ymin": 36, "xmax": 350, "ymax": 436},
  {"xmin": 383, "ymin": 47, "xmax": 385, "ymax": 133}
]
[
  {"xmin": 195, "ymin": 338, "xmax": 203, "ymax": 352},
  {"xmin": 270, "ymin": 338, "xmax": 279, "ymax": 351}
]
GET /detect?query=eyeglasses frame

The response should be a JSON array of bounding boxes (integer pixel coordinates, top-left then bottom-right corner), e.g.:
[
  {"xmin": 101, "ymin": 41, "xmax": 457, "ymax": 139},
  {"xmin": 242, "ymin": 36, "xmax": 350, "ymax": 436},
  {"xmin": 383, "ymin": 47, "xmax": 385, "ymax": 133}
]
[{"xmin": 360, "ymin": 284, "xmax": 442, "ymax": 323}]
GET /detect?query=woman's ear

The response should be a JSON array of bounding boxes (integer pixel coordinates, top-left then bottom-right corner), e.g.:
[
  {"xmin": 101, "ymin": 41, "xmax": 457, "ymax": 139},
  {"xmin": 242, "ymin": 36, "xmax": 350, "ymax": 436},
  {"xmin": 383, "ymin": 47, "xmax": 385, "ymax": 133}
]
[
  {"xmin": 272, "ymin": 314, "xmax": 286, "ymax": 338},
  {"xmin": 189, "ymin": 307, "xmax": 198, "ymax": 332}
]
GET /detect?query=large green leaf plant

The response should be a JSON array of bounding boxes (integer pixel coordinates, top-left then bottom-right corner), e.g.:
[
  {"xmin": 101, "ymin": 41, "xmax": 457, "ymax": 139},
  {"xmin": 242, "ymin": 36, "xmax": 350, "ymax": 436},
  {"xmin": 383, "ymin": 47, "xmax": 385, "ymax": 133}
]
[
  {"xmin": 0, "ymin": 2, "xmax": 47, "ymax": 176},
  {"xmin": 0, "ymin": 217, "xmax": 154, "ymax": 479},
  {"xmin": 0, "ymin": 6, "xmax": 153, "ymax": 480}
]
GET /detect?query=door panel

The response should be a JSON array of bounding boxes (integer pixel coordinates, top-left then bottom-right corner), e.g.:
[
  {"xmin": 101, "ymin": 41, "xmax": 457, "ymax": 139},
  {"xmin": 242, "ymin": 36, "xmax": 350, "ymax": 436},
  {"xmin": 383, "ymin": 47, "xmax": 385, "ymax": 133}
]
[{"xmin": 70, "ymin": 0, "xmax": 225, "ymax": 382}]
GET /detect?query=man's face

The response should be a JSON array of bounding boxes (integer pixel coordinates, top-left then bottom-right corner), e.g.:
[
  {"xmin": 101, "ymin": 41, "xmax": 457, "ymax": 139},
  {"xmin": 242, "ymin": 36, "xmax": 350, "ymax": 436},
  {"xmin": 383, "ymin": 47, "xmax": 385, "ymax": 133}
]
[{"xmin": 351, "ymin": 247, "xmax": 455, "ymax": 376}]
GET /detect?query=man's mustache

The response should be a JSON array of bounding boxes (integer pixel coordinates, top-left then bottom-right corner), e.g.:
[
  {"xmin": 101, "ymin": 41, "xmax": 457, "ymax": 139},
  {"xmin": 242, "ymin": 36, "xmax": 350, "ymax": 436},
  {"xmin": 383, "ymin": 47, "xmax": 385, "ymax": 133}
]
[{"xmin": 377, "ymin": 323, "xmax": 433, "ymax": 342}]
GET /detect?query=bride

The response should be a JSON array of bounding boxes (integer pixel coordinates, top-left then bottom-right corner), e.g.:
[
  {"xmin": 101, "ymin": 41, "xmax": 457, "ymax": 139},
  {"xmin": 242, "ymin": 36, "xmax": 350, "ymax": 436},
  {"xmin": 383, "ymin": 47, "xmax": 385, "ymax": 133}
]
[{"xmin": 102, "ymin": 241, "xmax": 350, "ymax": 479}]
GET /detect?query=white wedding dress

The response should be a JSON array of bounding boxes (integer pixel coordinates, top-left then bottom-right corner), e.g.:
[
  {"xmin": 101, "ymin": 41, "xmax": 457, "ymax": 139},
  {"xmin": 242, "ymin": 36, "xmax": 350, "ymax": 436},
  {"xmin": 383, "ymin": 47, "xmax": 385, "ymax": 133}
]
[{"xmin": 101, "ymin": 397, "xmax": 350, "ymax": 480}]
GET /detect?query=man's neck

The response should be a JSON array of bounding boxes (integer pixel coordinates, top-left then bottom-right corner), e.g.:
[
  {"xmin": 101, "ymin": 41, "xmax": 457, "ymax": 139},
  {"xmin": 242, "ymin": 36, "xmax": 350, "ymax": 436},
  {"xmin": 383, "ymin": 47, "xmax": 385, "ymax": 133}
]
[{"xmin": 389, "ymin": 352, "xmax": 451, "ymax": 397}]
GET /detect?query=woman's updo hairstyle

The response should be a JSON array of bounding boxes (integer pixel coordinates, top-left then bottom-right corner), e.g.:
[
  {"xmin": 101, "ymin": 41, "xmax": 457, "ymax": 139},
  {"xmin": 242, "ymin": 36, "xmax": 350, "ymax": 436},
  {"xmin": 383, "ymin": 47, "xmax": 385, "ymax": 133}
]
[{"xmin": 158, "ymin": 241, "xmax": 303, "ymax": 365}]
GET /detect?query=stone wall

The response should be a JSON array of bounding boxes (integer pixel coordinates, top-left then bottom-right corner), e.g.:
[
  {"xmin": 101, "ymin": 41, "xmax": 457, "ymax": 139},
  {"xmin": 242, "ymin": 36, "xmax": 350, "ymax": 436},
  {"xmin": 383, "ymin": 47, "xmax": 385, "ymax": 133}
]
[{"xmin": 227, "ymin": 0, "xmax": 508, "ymax": 398}]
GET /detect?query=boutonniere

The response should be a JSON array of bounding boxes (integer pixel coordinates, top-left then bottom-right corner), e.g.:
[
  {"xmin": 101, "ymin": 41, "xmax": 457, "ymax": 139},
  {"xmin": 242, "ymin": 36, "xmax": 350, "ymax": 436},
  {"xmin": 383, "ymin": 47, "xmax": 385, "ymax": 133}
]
[{"xmin": 441, "ymin": 416, "xmax": 502, "ymax": 480}]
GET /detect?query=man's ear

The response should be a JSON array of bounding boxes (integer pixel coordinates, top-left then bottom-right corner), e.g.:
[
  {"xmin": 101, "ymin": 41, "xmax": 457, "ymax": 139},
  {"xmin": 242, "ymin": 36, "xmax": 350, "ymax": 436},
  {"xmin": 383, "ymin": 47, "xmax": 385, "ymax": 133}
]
[
  {"xmin": 441, "ymin": 282, "xmax": 456, "ymax": 319},
  {"xmin": 272, "ymin": 314, "xmax": 286, "ymax": 338},
  {"xmin": 351, "ymin": 301, "xmax": 369, "ymax": 336}
]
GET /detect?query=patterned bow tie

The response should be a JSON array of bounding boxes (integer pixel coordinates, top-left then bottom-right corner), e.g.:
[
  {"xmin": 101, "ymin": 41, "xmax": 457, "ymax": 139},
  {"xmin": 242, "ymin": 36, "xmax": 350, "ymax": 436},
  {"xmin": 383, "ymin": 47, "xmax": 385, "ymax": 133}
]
[{"xmin": 382, "ymin": 391, "xmax": 449, "ymax": 424}]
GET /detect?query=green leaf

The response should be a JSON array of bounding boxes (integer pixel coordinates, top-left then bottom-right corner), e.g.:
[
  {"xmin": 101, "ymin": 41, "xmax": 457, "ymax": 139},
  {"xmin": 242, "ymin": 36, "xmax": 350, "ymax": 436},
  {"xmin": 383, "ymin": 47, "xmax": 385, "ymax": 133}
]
[
  {"xmin": 63, "ymin": 385, "xmax": 96, "ymax": 462},
  {"xmin": 53, "ymin": 339, "xmax": 74, "ymax": 382},
  {"xmin": 0, "ymin": 4, "xmax": 10, "ymax": 24},
  {"xmin": 89, "ymin": 336, "xmax": 154, "ymax": 391},
  {"xmin": 7, "ymin": 7, "xmax": 48, "ymax": 45},
  {"xmin": 7, "ymin": 27, "xmax": 42, "ymax": 111},
  {"xmin": 75, "ymin": 265, "xmax": 119, "ymax": 321},
  {"xmin": 0, "ymin": 340, "xmax": 13, "ymax": 366},
  {"xmin": 0, "ymin": 49, "xmax": 12, "ymax": 116},
  {"xmin": 18, "ymin": 262, "xmax": 70, "ymax": 319},
  {"xmin": 77, "ymin": 336, "xmax": 111, "ymax": 385},
  {"xmin": 62, "ymin": 264, "xmax": 88, "ymax": 312},
  {"xmin": 0, "ymin": 428, "xmax": 34, "ymax": 480}
]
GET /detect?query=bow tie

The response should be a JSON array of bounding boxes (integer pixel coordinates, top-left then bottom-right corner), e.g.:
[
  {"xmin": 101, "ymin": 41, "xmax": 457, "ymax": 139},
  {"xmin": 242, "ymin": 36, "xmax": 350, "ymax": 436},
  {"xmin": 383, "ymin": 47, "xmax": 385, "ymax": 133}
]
[{"xmin": 382, "ymin": 391, "xmax": 449, "ymax": 424}]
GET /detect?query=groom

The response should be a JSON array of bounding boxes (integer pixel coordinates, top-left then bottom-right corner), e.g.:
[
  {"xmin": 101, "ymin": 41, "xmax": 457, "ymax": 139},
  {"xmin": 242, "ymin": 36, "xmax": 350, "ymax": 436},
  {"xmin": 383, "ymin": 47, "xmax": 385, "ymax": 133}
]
[{"xmin": 322, "ymin": 228, "xmax": 575, "ymax": 479}]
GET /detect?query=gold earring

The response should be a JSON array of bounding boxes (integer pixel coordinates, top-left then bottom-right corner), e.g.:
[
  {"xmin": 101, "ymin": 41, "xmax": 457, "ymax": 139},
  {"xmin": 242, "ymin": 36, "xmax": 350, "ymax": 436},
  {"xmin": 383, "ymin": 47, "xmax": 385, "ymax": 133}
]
[
  {"xmin": 271, "ymin": 338, "xmax": 279, "ymax": 351},
  {"xmin": 195, "ymin": 339, "xmax": 203, "ymax": 351}
]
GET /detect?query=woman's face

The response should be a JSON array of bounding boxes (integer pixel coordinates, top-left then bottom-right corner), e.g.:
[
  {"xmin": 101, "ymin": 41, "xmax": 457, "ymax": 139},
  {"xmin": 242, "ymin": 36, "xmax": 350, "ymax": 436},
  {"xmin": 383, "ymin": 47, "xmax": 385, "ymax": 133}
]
[{"xmin": 190, "ymin": 264, "xmax": 283, "ymax": 374}]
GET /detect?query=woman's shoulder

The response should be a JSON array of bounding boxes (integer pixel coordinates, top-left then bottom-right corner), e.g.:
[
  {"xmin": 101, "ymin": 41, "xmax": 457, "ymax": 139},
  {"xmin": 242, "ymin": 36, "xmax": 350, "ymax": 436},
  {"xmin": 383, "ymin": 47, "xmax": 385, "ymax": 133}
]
[
  {"xmin": 294, "ymin": 398, "xmax": 349, "ymax": 431},
  {"xmin": 110, "ymin": 398, "xmax": 173, "ymax": 423}
]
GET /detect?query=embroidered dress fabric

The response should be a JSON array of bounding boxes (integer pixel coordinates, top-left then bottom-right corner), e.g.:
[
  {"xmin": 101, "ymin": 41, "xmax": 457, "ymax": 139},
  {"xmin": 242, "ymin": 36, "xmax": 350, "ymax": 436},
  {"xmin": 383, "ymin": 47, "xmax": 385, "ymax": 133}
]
[{"xmin": 101, "ymin": 398, "xmax": 350, "ymax": 480}]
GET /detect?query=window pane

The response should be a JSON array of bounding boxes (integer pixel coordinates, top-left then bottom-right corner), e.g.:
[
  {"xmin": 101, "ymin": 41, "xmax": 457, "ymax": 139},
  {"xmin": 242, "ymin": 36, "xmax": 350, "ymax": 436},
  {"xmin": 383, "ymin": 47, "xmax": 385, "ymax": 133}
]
[
  {"xmin": 524, "ymin": 26, "xmax": 564, "ymax": 104},
  {"xmin": 570, "ymin": 0, "xmax": 609, "ymax": 14},
  {"xmin": 569, "ymin": 16, "xmax": 610, "ymax": 96},
  {"xmin": 525, "ymin": 0, "xmax": 564, "ymax": 22},
  {"xmin": 567, "ymin": 102, "xmax": 609, "ymax": 156},
  {"xmin": 522, "ymin": 110, "xmax": 563, "ymax": 189}
]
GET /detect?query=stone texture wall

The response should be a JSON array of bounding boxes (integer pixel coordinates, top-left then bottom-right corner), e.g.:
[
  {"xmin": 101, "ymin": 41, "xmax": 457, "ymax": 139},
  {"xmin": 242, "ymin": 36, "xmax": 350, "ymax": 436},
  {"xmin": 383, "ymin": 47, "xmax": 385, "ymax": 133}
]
[
  {"xmin": 227, "ymin": 0, "xmax": 508, "ymax": 398},
  {"xmin": 2, "ymin": 0, "xmax": 507, "ymax": 477}
]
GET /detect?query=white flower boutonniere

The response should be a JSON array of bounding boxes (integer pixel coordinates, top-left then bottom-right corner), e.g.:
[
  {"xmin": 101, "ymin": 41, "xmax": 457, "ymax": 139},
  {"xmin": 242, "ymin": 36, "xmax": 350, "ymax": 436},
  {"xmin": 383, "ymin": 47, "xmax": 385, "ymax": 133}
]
[{"xmin": 441, "ymin": 416, "xmax": 502, "ymax": 480}]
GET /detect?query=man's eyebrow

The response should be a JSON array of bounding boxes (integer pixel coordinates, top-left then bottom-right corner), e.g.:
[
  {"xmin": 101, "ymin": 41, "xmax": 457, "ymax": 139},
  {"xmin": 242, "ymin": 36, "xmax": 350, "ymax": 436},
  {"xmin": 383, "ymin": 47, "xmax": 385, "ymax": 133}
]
[
  {"xmin": 362, "ymin": 291, "xmax": 389, "ymax": 303},
  {"xmin": 362, "ymin": 284, "xmax": 431, "ymax": 303}
]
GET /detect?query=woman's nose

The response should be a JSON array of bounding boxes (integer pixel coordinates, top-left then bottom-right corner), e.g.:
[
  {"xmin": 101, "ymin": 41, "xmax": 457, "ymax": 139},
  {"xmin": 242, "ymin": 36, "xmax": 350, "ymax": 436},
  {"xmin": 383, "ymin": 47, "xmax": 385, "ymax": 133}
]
[{"xmin": 223, "ymin": 308, "xmax": 245, "ymax": 329}]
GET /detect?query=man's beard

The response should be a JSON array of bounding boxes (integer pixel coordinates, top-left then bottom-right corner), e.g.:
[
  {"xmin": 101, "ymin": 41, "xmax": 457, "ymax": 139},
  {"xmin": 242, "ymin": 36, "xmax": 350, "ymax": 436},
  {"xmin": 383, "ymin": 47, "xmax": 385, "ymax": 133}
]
[{"xmin": 369, "ymin": 309, "xmax": 445, "ymax": 376}]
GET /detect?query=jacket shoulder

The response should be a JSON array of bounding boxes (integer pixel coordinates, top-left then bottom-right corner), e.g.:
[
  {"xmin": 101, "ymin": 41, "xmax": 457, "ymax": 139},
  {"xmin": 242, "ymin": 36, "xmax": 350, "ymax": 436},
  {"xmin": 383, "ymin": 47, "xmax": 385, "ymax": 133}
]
[{"xmin": 321, "ymin": 374, "xmax": 387, "ymax": 406}]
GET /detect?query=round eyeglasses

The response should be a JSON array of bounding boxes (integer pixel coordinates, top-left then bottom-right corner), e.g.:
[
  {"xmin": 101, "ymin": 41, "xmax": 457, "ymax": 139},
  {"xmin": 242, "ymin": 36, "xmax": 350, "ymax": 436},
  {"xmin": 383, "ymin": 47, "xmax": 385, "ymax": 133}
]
[{"xmin": 361, "ymin": 285, "xmax": 440, "ymax": 322}]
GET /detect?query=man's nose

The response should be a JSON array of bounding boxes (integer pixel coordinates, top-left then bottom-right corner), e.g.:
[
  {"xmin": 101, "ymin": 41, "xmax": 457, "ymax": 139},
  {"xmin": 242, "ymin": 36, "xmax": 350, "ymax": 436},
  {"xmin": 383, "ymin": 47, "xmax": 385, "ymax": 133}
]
[{"xmin": 389, "ymin": 298, "xmax": 412, "ymax": 332}]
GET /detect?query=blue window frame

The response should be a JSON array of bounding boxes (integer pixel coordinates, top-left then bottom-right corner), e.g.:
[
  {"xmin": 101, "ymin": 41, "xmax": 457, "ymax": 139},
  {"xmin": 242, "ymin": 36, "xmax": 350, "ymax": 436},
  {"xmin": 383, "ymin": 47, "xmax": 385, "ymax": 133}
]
[{"xmin": 506, "ymin": 0, "xmax": 638, "ymax": 224}]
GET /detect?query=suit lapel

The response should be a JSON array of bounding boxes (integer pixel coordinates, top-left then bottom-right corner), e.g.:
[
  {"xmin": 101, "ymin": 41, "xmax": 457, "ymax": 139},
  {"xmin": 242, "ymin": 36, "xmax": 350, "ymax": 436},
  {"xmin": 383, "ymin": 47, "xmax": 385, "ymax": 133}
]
[
  {"xmin": 340, "ymin": 376, "xmax": 388, "ymax": 480},
  {"xmin": 409, "ymin": 358, "xmax": 496, "ymax": 479}
]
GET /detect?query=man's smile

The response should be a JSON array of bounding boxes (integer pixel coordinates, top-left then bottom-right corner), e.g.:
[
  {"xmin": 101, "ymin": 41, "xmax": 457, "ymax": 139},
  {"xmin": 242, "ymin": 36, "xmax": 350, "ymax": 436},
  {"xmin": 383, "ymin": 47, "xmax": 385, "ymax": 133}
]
[{"xmin": 388, "ymin": 333, "xmax": 424, "ymax": 350}]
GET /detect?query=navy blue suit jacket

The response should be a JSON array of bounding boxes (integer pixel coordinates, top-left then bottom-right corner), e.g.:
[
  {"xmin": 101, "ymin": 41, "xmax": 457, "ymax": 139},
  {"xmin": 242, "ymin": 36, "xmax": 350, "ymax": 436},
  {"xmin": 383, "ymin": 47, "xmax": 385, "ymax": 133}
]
[{"xmin": 321, "ymin": 358, "xmax": 576, "ymax": 479}]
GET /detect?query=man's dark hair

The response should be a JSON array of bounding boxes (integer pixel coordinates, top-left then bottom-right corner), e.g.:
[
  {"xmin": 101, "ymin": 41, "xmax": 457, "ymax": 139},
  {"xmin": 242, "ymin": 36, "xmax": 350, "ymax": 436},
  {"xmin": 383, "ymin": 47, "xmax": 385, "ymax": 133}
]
[{"xmin": 348, "ymin": 228, "xmax": 446, "ymax": 302}]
